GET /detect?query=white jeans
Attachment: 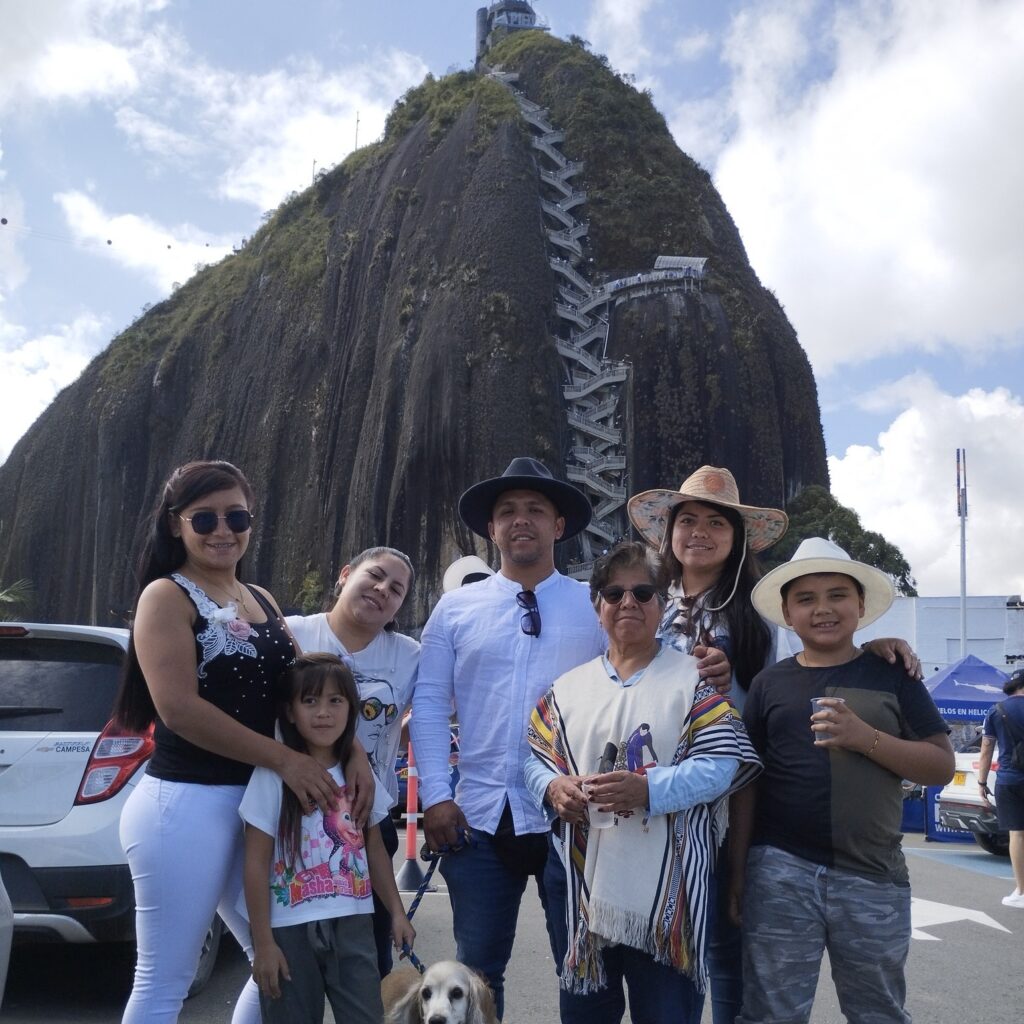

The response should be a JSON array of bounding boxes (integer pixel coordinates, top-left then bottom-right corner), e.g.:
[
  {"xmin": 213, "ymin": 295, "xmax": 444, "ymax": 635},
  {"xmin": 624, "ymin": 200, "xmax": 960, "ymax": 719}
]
[{"xmin": 120, "ymin": 774, "xmax": 261, "ymax": 1024}]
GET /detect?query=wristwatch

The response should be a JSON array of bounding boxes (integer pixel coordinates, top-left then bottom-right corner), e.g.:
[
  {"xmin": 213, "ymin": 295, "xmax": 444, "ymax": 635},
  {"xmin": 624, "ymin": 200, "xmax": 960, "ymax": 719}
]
[{"xmin": 978, "ymin": 779, "xmax": 990, "ymax": 791}]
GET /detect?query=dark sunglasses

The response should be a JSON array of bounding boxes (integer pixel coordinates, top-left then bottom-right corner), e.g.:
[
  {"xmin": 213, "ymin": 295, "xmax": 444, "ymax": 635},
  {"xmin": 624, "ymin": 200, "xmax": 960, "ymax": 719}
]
[
  {"xmin": 599, "ymin": 584, "xmax": 659, "ymax": 605},
  {"xmin": 516, "ymin": 590, "xmax": 541, "ymax": 638},
  {"xmin": 361, "ymin": 697, "xmax": 398, "ymax": 723},
  {"xmin": 177, "ymin": 510, "xmax": 254, "ymax": 535}
]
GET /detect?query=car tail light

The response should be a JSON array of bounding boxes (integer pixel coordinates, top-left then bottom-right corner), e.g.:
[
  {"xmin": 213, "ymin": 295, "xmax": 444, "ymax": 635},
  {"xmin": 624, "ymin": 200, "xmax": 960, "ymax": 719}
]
[
  {"xmin": 0, "ymin": 625, "xmax": 29, "ymax": 637},
  {"xmin": 75, "ymin": 719, "xmax": 155, "ymax": 804}
]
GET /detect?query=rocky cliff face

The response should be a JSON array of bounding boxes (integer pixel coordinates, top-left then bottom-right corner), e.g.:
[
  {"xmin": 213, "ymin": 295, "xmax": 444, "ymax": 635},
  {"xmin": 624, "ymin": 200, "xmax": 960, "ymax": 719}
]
[{"xmin": 0, "ymin": 35, "xmax": 827, "ymax": 627}]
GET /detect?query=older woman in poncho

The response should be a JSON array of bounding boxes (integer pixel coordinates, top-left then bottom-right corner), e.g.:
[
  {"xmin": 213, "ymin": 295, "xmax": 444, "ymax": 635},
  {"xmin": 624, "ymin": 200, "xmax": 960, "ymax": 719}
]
[{"xmin": 526, "ymin": 542, "xmax": 761, "ymax": 1024}]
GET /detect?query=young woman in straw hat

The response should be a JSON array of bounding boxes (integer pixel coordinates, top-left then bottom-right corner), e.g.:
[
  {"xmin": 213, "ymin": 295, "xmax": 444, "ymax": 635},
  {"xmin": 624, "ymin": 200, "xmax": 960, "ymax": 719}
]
[{"xmin": 627, "ymin": 466, "xmax": 918, "ymax": 1024}]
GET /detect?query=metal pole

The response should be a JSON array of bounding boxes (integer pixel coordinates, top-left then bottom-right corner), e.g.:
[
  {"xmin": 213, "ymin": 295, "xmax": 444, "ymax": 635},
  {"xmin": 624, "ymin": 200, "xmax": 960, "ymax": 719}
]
[{"xmin": 958, "ymin": 449, "xmax": 968, "ymax": 658}]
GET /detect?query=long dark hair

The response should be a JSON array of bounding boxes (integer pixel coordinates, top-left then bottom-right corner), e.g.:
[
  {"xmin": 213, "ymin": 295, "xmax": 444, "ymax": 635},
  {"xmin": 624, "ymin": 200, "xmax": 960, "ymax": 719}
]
[
  {"xmin": 660, "ymin": 500, "xmax": 770, "ymax": 690},
  {"xmin": 113, "ymin": 460, "xmax": 255, "ymax": 730},
  {"xmin": 277, "ymin": 654, "xmax": 360, "ymax": 868}
]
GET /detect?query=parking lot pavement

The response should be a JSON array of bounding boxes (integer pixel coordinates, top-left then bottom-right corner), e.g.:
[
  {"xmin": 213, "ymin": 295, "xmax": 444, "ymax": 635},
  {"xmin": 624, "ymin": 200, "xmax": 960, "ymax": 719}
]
[{"xmin": 3, "ymin": 827, "xmax": 1020, "ymax": 1022}]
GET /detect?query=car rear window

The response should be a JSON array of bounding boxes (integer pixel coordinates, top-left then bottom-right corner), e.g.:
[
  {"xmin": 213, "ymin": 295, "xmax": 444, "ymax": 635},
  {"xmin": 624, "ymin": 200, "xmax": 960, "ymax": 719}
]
[{"xmin": 0, "ymin": 638, "xmax": 123, "ymax": 732}]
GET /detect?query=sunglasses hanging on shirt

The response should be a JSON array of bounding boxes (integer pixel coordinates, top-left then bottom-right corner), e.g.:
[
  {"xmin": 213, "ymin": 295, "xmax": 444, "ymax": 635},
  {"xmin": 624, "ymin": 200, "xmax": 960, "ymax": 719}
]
[{"xmin": 516, "ymin": 590, "xmax": 541, "ymax": 637}]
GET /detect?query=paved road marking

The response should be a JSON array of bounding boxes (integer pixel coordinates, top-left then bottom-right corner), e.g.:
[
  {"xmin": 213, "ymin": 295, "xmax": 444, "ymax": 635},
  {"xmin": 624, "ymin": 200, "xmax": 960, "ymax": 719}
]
[
  {"xmin": 905, "ymin": 844, "xmax": 1014, "ymax": 881},
  {"xmin": 911, "ymin": 896, "xmax": 1011, "ymax": 940}
]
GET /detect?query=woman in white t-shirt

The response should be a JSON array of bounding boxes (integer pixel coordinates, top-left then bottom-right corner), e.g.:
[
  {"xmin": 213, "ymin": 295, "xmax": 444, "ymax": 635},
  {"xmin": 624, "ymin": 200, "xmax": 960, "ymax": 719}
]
[{"xmin": 286, "ymin": 546, "xmax": 419, "ymax": 977}]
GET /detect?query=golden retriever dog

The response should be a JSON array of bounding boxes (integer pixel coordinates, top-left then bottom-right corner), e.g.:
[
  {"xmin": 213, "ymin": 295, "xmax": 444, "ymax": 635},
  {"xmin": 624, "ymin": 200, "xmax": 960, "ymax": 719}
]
[{"xmin": 384, "ymin": 960, "xmax": 499, "ymax": 1024}]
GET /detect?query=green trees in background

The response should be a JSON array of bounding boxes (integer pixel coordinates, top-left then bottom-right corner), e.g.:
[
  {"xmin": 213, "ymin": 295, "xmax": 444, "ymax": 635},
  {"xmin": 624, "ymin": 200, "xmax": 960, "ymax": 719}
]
[{"xmin": 763, "ymin": 485, "xmax": 918, "ymax": 596}]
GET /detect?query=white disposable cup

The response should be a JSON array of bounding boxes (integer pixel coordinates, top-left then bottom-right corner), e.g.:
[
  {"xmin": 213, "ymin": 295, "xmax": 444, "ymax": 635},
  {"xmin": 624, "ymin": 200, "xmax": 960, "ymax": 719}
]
[
  {"xmin": 810, "ymin": 696, "xmax": 846, "ymax": 736},
  {"xmin": 582, "ymin": 781, "xmax": 615, "ymax": 829}
]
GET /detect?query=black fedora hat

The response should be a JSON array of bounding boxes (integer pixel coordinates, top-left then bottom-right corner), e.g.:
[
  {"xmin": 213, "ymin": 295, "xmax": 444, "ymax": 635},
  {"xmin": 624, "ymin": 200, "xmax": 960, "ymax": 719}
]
[{"xmin": 458, "ymin": 457, "xmax": 592, "ymax": 542}]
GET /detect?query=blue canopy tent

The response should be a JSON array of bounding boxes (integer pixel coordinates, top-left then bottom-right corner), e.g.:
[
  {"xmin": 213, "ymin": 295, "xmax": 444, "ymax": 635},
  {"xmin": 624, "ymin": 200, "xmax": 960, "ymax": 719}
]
[
  {"xmin": 919, "ymin": 655, "xmax": 1009, "ymax": 842},
  {"xmin": 925, "ymin": 654, "xmax": 1009, "ymax": 720}
]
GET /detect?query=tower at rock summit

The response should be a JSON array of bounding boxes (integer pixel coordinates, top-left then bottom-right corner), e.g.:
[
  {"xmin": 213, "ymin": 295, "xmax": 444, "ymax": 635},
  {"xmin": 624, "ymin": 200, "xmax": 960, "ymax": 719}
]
[{"xmin": 0, "ymin": 10, "xmax": 828, "ymax": 627}]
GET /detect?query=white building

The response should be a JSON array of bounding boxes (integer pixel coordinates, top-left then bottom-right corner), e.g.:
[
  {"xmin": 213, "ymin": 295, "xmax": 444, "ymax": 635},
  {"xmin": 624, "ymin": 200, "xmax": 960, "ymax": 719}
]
[{"xmin": 856, "ymin": 594, "xmax": 1024, "ymax": 677}]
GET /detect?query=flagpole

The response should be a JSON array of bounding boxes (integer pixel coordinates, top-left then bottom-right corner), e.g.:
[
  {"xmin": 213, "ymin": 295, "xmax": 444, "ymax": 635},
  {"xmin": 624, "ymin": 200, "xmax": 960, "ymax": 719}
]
[{"xmin": 957, "ymin": 448, "xmax": 968, "ymax": 658}]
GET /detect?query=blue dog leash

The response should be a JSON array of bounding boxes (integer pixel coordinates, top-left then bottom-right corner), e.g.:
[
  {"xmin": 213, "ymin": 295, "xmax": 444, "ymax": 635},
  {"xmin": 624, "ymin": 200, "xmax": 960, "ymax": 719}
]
[{"xmin": 398, "ymin": 829, "xmax": 478, "ymax": 974}]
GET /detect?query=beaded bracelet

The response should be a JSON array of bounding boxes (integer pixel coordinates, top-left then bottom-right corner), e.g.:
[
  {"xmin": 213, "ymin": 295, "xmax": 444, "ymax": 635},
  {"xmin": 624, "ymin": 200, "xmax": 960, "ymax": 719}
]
[{"xmin": 864, "ymin": 729, "xmax": 880, "ymax": 757}]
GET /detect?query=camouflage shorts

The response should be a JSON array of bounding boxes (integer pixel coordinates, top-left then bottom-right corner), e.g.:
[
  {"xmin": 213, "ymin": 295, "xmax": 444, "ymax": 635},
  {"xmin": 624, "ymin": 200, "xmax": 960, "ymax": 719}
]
[{"xmin": 737, "ymin": 844, "xmax": 911, "ymax": 1024}]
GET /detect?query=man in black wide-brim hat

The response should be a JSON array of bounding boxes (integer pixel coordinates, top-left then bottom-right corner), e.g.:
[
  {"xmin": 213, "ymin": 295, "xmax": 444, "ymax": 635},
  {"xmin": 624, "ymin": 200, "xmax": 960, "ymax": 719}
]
[
  {"xmin": 411, "ymin": 458, "xmax": 730, "ymax": 1017},
  {"xmin": 411, "ymin": 457, "xmax": 603, "ymax": 1017}
]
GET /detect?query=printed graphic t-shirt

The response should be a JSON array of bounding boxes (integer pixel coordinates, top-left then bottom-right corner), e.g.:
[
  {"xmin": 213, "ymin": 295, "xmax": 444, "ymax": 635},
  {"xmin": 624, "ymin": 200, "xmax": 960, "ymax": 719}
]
[{"xmin": 238, "ymin": 763, "xmax": 392, "ymax": 928}]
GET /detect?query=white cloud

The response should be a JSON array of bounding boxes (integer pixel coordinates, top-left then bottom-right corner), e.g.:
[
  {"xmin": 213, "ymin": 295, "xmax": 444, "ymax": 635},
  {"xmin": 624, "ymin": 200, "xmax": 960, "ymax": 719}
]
[
  {"xmin": 115, "ymin": 106, "xmax": 201, "ymax": 163},
  {"xmin": 0, "ymin": 0, "xmax": 169, "ymax": 111},
  {"xmin": 189, "ymin": 52, "xmax": 427, "ymax": 211},
  {"xmin": 708, "ymin": 0, "xmax": 1024, "ymax": 373},
  {"xmin": 674, "ymin": 31, "xmax": 713, "ymax": 61},
  {"xmin": 585, "ymin": 0, "xmax": 656, "ymax": 73},
  {"xmin": 829, "ymin": 376, "xmax": 1024, "ymax": 596},
  {"xmin": 0, "ymin": 301, "xmax": 108, "ymax": 463},
  {"xmin": 54, "ymin": 190, "xmax": 235, "ymax": 292},
  {"xmin": 582, "ymin": 0, "xmax": 663, "ymax": 91}
]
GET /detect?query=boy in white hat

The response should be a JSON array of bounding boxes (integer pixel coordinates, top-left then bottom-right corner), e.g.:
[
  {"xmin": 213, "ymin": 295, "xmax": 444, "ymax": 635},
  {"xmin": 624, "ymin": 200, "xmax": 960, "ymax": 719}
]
[{"xmin": 730, "ymin": 538, "xmax": 954, "ymax": 1024}]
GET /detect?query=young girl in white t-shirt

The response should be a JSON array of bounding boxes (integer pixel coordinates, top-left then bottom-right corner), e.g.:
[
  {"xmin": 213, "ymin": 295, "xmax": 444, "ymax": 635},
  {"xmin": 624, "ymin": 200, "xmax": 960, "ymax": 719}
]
[{"xmin": 240, "ymin": 653, "xmax": 415, "ymax": 1024}]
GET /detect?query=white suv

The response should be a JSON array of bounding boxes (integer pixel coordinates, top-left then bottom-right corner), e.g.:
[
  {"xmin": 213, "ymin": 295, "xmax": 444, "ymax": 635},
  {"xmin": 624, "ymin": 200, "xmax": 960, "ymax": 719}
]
[
  {"xmin": 0, "ymin": 622, "xmax": 221, "ymax": 994},
  {"xmin": 937, "ymin": 735, "xmax": 1008, "ymax": 857}
]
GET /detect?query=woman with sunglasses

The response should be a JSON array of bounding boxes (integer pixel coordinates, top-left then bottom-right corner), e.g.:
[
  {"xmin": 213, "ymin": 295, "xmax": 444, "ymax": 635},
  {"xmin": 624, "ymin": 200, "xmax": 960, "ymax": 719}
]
[
  {"xmin": 527, "ymin": 541, "xmax": 761, "ymax": 1024},
  {"xmin": 626, "ymin": 466, "xmax": 919, "ymax": 1024},
  {"xmin": 114, "ymin": 461, "xmax": 373, "ymax": 1024},
  {"xmin": 284, "ymin": 546, "xmax": 419, "ymax": 978}
]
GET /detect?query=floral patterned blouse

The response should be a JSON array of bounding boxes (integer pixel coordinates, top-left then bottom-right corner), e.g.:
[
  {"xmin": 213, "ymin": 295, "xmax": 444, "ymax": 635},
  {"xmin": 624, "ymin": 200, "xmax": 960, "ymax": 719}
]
[{"xmin": 146, "ymin": 574, "xmax": 295, "ymax": 786}]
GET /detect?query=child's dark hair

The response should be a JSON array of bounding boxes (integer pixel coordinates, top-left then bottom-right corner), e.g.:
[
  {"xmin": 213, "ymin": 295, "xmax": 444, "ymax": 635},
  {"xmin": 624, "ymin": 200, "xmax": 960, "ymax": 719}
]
[
  {"xmin": 277, "ymin": 653, "xmax": 359, "ymax": 868},
  {"xmin": 113, "ymin": 460, "xmax": 255, "ymax": 731},
  {"xmin": 780, "ymin": 573, "xmax": 866, "ymax": 603}
]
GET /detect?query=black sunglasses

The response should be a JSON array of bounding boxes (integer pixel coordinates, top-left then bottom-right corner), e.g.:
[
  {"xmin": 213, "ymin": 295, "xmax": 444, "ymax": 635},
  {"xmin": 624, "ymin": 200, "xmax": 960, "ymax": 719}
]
[
  {"xmin": 516, "ymin": 590, "xmax": 541, "ymax": 638},
  {"xmin": 599, "ymin": 584, "xmax": 659, "ymax": 605},
  {"xmin": 177, "ymin": 510, "xmax": 254, "ymax": 535}
]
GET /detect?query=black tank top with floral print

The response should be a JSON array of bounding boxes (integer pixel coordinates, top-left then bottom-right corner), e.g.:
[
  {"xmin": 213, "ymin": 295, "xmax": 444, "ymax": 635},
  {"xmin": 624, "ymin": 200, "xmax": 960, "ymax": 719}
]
[{"xmin": 147, "ymin": 574, "xmax": 296, "ymax": 785}]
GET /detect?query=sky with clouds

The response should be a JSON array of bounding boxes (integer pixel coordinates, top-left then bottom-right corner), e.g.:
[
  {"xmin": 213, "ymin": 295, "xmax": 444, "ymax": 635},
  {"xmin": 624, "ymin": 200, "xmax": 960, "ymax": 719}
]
[{"xmin": 1, "ymin": 0, "xmax": 1022, "ymax": 597}]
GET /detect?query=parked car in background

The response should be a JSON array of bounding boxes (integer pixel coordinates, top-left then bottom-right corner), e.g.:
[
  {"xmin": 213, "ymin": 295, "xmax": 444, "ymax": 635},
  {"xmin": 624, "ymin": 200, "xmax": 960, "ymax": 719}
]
[
  {"xmin": 937, "ymin": 737, "xmax": 1008, "ymax": 856},
  {"xmin": 0, "ymin": 623, "xmax": 222, "ymax": 996}
]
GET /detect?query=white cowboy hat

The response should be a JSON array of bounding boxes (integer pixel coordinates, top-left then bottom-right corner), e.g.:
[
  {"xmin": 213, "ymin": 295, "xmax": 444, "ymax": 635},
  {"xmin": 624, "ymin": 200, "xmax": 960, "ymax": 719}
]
[
  {"xmin": 442, "ymin": 555, "xmax": 494, "ymax": 593},
  {"xmin": 751, "ymin": 537, "xmax": 895, "ymax": 629},
  {"xmin": 627, "ymin": 465, "xmax": 788, "ymax": 553}
]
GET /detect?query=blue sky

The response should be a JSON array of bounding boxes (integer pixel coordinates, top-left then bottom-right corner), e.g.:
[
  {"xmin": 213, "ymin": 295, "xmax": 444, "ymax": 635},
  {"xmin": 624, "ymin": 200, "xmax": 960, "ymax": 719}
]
[{"xmin": 2, "ymin": 0, "xmax": 1023, "ymax": 596}]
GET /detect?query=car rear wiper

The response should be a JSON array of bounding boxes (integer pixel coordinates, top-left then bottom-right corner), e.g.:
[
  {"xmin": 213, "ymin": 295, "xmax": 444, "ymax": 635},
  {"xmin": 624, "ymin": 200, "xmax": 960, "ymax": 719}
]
[{"xmin": 0, "ymin": 705, "xmax": 63, "ymax": 718}]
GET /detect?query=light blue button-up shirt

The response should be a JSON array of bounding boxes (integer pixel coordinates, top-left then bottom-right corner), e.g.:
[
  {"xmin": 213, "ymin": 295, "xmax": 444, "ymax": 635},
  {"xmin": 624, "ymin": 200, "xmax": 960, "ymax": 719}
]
[{"xmin": 411, "ymin": 569, "xmax": 606, "ymax": 835}]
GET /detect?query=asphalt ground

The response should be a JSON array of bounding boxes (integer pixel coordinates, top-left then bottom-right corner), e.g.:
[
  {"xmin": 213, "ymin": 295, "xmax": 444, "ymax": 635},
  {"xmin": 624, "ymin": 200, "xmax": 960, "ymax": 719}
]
[{"xmin": 2, "ymin": 831, "xmax": 1019, "ymax": 1022}]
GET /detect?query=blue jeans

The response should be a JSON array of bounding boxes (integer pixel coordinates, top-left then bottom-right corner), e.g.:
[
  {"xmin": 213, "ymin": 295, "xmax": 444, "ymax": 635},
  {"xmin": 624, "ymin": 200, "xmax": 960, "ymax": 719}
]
[
  {"xmin": 738, "ymin": 845, "xmax": 911, "ymax": 1024},
  {"xmin": 559, "ymin": 943, "xmax": 703, "ymax": 1024},
  {"xmin": 439, "ymin": 827, "xmax": 566, "ymax": 1020},
  {"xmin": 707, "ymin": 837, "xmax": 743, "ymax": 1024}
]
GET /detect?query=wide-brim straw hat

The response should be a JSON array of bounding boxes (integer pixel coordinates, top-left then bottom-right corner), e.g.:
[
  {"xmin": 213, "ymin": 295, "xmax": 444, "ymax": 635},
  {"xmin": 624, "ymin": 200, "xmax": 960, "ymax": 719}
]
[
  {"xmin": 627, "ymin": 465, "xmax": 788, "ymax": 553},
  {"xmin": 442, "ymin": 555, "xmax": 494, "ymax": 593},
  {"xmin": 458, "ymin": 457, "xmax": 592, "ymax": 543},
  {"xmin": 751, "ymin": 537, "xmax": 895, "ymax": 629}
]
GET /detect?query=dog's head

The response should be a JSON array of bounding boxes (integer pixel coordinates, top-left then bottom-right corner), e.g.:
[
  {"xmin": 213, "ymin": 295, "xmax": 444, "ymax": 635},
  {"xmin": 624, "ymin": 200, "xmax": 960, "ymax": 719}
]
[{"xmin": 387, "ymin": 960, "xmax": 498, "ymax": 1024}]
